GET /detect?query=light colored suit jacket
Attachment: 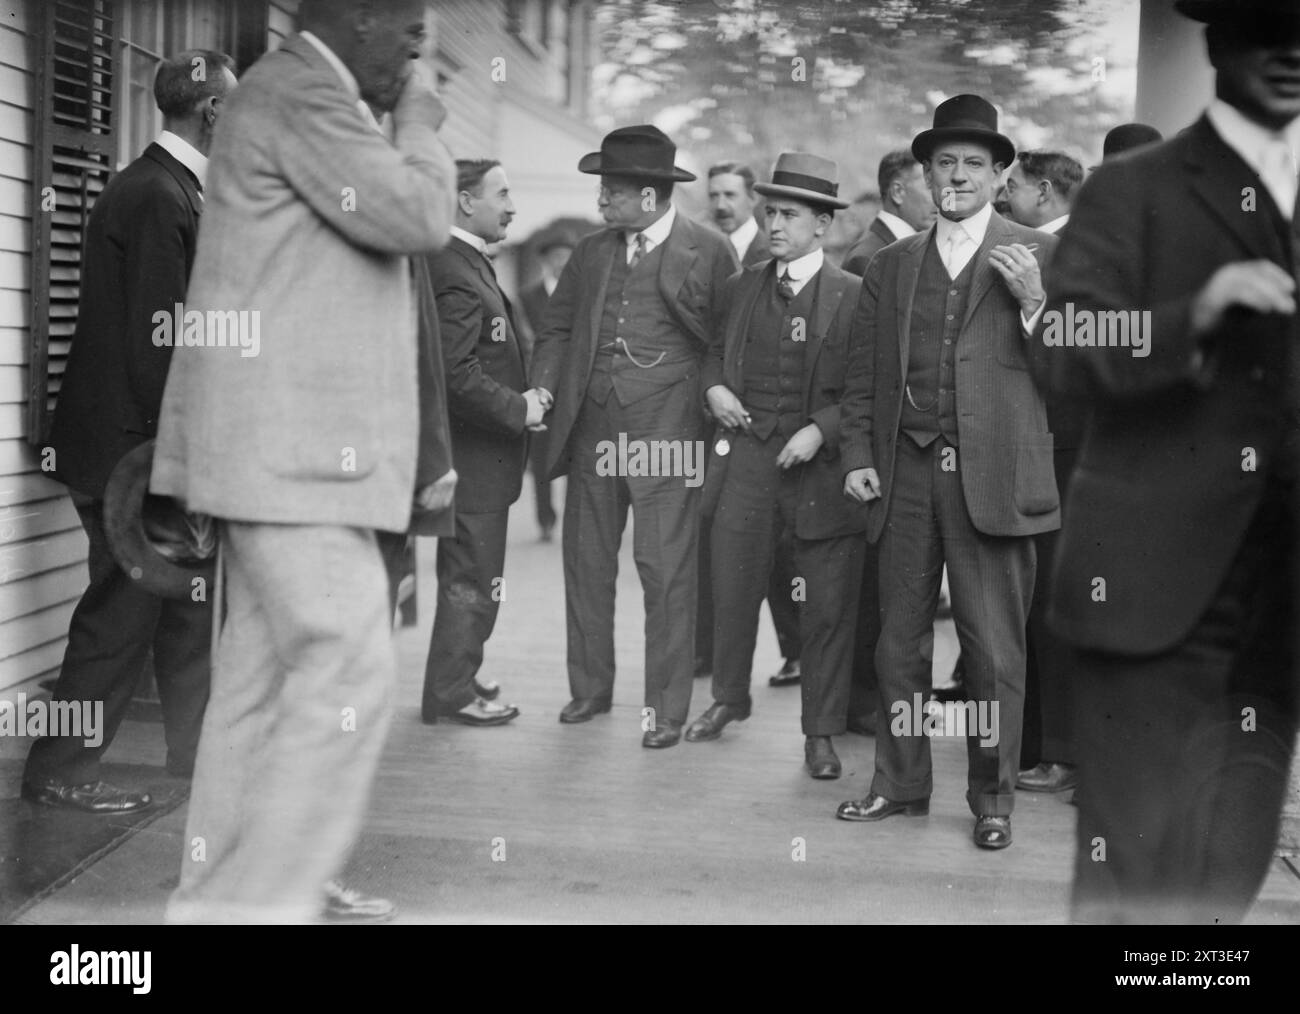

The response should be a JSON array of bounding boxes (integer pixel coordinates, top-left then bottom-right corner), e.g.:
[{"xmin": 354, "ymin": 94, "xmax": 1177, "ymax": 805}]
[
  {"xmin": 841, "ymin": 209, "xmax": 1061, "ymax": 540},
  {"xmin": 150, "ymin": 35, "xmax": 456, "ymax": 531}
]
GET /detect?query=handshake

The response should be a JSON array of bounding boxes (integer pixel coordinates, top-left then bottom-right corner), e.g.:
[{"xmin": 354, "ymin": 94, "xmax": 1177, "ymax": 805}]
[{"xmin": 523, "ymin": 387, "xmax": 553, "ymax": 431}]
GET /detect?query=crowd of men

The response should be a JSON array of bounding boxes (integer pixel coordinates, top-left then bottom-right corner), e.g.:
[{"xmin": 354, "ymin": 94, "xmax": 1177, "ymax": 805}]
[{"xmin": 16, "ymin": 0, "xmax": 1300, "ymax": 926}]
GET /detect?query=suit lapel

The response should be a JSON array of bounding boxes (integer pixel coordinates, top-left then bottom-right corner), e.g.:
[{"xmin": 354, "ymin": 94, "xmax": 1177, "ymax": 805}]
[
  {"xmin": 960, "ymin": 211, "xmax": 1010, "ymax": 332},
  {"xmin": 452, "ymin": 237, "xmax": 526, "ymax": 372},
  {"xmin": 1184, "ymin": 116, "xmax": 1288, "ymax": 265},
  {"xmin": 896, "ymin": 231, "xmax": 928, "ymax": 376},
  {"xmin": 658, "ymin": 214, "xmax": 701, "ymax": 339},
  {"xmin": 586, "ymin": 231, "xmax": 619, "ymax": 373},
  {"xmin": 806, "ymin": 264, "xmax": 845, "ymax": 402},
  {"xmin": 728, "ymin": 266, "xmax": 767, "ymax": 393}
]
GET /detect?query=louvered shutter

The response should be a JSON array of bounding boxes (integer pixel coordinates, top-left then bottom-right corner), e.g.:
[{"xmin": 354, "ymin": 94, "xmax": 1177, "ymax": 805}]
[{"xmin": 27, "ymin": 0, "xmax": 116, "ymax": 445}]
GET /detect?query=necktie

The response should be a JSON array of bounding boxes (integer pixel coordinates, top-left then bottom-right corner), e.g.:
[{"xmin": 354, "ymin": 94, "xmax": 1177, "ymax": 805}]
[
  {"xmin": 628, "ymin": 232, "xmax": 647, "ymax": 268},
  {"xmin": 777, "ymin": 270, "xmax": 795, "ymax": 303},
  {"xmin": 1261, "ymin": 139, "xmax": 1298, "ymax": 221},
  {"xmin": 943, "ymin": 227, "xmax": 971, "ymax": 279}
]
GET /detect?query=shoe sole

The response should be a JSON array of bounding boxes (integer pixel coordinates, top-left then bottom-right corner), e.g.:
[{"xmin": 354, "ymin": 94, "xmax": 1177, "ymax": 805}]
[
  {"xmin": 437, "ymin": 713, "xmax": 519, "ymax": 726},
  {"xmin": 21, "ymin": 790, "xmax": 152, "ymax": 815},
  {"xmin": 836, "ymin": 800, "xmax": 930, "ymax": 821},
  {"xmin": 809, "ymin": 766, "xmax": 842, "ymax": 780}
]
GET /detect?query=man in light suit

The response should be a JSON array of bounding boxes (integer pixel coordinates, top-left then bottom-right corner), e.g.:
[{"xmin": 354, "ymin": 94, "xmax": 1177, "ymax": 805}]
[
  {"xmin": 22, "ymin": 51, "xmax": 237, "ymax": 815},
  {"xmin": 688, "ymin": 153, "xmax": 866, "ymax": 780},
  {"xmin": 531, "ymin": 125, "xmax": 737, "ymax": 748},
  {"xmin": 837, "ymin": 95, "xmax": 1059, "ymax": 850},
  {"xmin": 419, "ymin": 158, "xmax": 547, "ymax": 727},
  {"xmin": 151, "ymin": 0, "xmax": 456, "ymax": 923},
  {"xmin": 1031, "ymin": 0, "xmax": 1300, "ymax": 922},
  {"xmin": 842, "ymin": 150, "xmax": 938, "ymax": 276}
]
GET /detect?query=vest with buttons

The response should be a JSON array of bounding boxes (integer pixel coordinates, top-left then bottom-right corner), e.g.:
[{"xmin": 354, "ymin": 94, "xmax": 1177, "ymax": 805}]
[
  {"xmin": 900, "ymin": 237, "xmax": 974, "ymax": 447},
  {"xmin": 590, "ymin": 237, "xmax": 697, "ymax": 404},
  {"xmin": 742, "ymin": 268, "xmax": 816, "ymax": 441}
]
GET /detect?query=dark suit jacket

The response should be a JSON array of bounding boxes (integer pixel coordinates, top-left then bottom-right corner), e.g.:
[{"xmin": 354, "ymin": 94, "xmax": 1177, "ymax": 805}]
[
  {"xmin": 702, "ymin": 257, "xmax": 867, "ymax": 540},
  {"xmin": 841, "ymin": 215, "xmax": 897, "ymax": 276},
  {"xmin": 1028, "ymin": 116, "xmax": 1296, "ymax": 656},
  {"xmin": 517, "ymin": 278, "xmax": 551, "ymax": 362},
  {"xmin": 841, "ymin": 209, "xmax": 1061, "ymax": 541},
  {"xmin": 424, "ymin": 236, "xmax": 529, "ymax": 514},
  {"xmin": 739, "ymin": 224, "xmax": 770, "ymax": 268},
  {"xmin": 409, "ymin": 255, "xmax": 456, "ymax": 537},
  {"xmin": 48, "ymin": 143, "xmax": 201, "ymax": 497},
  {"xmin": 530, "ymin": 212, "xmax": 738, "ymax": 479}
]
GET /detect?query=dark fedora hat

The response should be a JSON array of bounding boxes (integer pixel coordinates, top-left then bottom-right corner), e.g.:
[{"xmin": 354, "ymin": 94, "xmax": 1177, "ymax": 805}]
[
  {"xmin": 753, "ymin": 152, "xmax": 850, "ymax": 210},
  {"xmin": 103, "ymin": 440, "xmax": 217, "ymax": 600},
  {"xmin": 1103, "ymin": 123, "xmax": 1163, "ymax": 161},
  {"xmin": 578, "ymin": 125, "xmax": 696, "ymax": 182},
  {"xmin": 912, "ymin": 94, "xmax": 1016, "ymax": 169},
  {"xmin": 1176, "ymin": 0, "xmax": 1300, "ymax": 25}
]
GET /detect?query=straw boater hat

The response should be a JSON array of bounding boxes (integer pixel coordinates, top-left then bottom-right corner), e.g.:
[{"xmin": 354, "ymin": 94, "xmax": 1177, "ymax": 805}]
[
  {"xmin": 578, "ymin": 125, "xmax": 696, "ymax": 182},
  {"xmin": 912, "ymin": 94, "xmax": 1016, "ymax": 169},
  {"xmin": 753, "ymin": 152, "xmax": 850, "ymax": 210}
]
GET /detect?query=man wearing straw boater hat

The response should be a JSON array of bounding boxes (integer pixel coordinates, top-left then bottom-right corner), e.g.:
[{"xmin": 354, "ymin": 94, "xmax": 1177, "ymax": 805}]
[
  {"xmin": 530, "ymin": 125, "xmax": 737, "ymax": 747},
  {"xmin": 685, "ymin": 153, "xmax": 866, "ymax": 779},
  {"xmin": 837, "ymin": 95, "xmax": 1059, "ymax": 850}
]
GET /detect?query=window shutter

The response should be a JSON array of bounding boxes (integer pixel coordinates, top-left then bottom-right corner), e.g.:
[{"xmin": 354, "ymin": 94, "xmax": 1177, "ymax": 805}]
[{"xmin": 27, "ymin": 0, "xmax": 117, "ymax": 445}]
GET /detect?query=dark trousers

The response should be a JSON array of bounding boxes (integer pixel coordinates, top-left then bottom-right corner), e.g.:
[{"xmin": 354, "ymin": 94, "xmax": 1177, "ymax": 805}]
[
  {"xmin": 529, "ymin": 430, "xmax": 556, "ymax": 532},
  {"xmin": 710, "ymin": 430, "xmax": 863, "ymax": 735},
  {"xmin": 849, "ymin": 539, "xmax": 881, "ymax": 719},
  {"xmin": 872, "ymin": 436, "xmax": 1034, "ymax": 817},
  {"xmin": 1070, "ymin": 478, "xmax": 1298, "ymax": 924},
  {"xmin": 421, "ymin": 509, "xmax": 510, "ymax": 717},
  {"xmin": 562, "ymin": 378, "xmax": 702, "ymax": 725},
  {"xmin": 1021, "ymin": 447, "xmax": 1078, "ymax": 768},
  {"xmin": 24, "ymin": 497, "xmax": 210, "ymax": 785}
]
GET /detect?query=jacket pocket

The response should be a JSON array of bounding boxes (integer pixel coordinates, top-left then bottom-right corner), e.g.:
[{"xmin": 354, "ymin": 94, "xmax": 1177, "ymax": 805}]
[{"xmin": 1013, "ymin": 435, "xmax": 1058, "ymax": 515}]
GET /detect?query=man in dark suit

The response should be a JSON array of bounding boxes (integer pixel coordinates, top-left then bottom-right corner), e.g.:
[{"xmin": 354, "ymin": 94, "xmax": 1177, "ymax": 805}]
[
  {"xmin": 531, "ymin": 125, "xmax": 737, "ymax": 747},
  {"xmin": 842, "ymin": 150, "xmax": 938, "ymax": 276},
  {"xmin": 687, "ymin": 153, "xmax": 866, "ymax": 780},
  {"xmin": 419, "ymin": 159, "xmax": 546, "ymax": 727},
  {"xmin": 837, "ymin": 95, "xmax": 1059, "ymax": 850},
  {"xmin": 1030, "ymin": 0, "xmax": 1300, "ymax": 922},
  {"xmin": 517, "ymin": 231, "xmax": 575, "ymax": 543},
  {"xmin": 22, "ymin": 51, "xmax": 238, "ymax": 814},
  {"xmin": 702, "ymin": 160, "xmax": 802, "ymax": 688}
]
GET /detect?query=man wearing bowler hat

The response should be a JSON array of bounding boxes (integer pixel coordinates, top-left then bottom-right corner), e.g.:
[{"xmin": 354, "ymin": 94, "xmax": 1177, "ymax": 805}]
[
  {"xmin": 1031, "ymin": 0, "xmax": 1300, "ymax": 922},
  {"xmin": 530, "ymin": 125, "xmax": 737, "ymax": 747},
  {"xmin": 837, "ymin": 95, "xmax": 1059, "ymax": 849},
  {"xmin": 687, "ymin": 153, "xmax": 865, "ymax": 779}
]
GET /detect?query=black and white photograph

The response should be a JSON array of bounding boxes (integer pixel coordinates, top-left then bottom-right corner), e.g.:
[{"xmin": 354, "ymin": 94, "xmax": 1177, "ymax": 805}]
[{"xmin": 0, "ymin": 0, "xmax": 1297, "ymax": 954}]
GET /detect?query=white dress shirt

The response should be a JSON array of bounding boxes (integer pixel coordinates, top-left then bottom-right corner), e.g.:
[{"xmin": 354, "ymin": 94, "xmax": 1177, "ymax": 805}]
[
  {"xmin": 774, "ymin": 247, "xmax": 824, "ymax": 296},
  {"xmin": 626, "ymin": 204, "xmax": 676, "ymax": 263},
  {"xmin": 155, "ymin": 130, "xmax": 209, "ymax": 190},
  {"xmin": 451, "ymin": 225, "xmax": 488, "ymax": 254},
  {"xmin": 877, "ymin": 209, "xmax": 917, "ymax": 242},
  {"xmin": 1207, "ymin": 98, "xmax": 1300, "ymax": 220},
  {"xmin": 936, "ymin": 202, "xmax": 1043, "ymax": 331},
  {"xmin": 729, "ymin": 215, "xmax": 760, "ymax": 261},
  {"xmin": 1039, "ymin": 214, "xmax": 1069, "ymax": 235}
]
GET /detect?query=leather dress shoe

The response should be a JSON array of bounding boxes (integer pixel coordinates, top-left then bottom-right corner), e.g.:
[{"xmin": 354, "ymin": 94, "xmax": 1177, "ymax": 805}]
[
  {"xmin": 428, "ymin": 697, "xmax": 519, "ymax": 726},
  {"xmin": 685, "ymin": 699, "xmax": 751, "ymax": 741},
  {"xmin": 804, "ymin": 736, "xmax": 841, "ymax": 779},
  {"xmin": 474, "ymin": 679, "xmax": 501, "ymax": 701},
  {"xmin": 321, "ymin": 880, "xmax": 395, "ymax": 924},
  {"xmin": 642, "ymin": 720, "xmax": 682, "ymax": 749},
  {"xmin": 22, "ymin": 777, "xmax": 152, "ymax": 815},
  {"xmin": 973, "ymin": 814, "xmax": 1012, "ymax": 849},
  {"xmin": 768, "ymin": 658, "xmax": 801, "ymax": 687},
  {"xmin": 846, "ymin": 711, "xmax": 878, "ymax": 736},
  {"xmin": 835, "ymin": 791, "xmax": 929, "ymax": 821},
  {"xmin": 559, "ymin": 697, "xmax": 612, "ymax": 723},
  {"xmin": 1016, "ymin": 761, "xmax": 1077, "ymax": 793}
]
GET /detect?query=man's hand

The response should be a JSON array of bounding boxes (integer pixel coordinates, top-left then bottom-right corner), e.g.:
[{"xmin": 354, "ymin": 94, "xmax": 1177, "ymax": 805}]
[
  {"xmin": 706, "ymin": 384, "xmax": 751, "ymax": 431},
  {"xmin": 415, "ymin": 468, "xmax": 457, "ymax": 512},
  {"xmin": 989, "ymin": 243, "xmax": 1044, "ymax": 314},
  {"xmin": 776, "ymin": 423, "xmax": 824, "ymax": 469},
  {"xmin": 1191, "ymin": 260, "xmax": 1296, "ymax": 337},
  {"xmin": 523, "ymin": 388, "xmax": 548, "ymax": 430},
  {"xmin": 393, "ymin": 63, "xmax": 447, "ymax": 131},
  {"xmin": 844, "ymin": 467, "xmax": 881, "ymax": 503}
]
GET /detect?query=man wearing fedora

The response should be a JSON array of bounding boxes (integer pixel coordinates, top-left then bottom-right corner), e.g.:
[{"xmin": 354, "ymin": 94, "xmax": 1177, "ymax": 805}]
[
  {"xmin": 1031, "ymin": 0, "xmax": 1300, "ymax": 922},
  {"xmin": 530, "ymin": 125, "xmax": 737, "ymax": 747},
  {"xmin": 22, "ymin": 51, "xmax": 238, "ymax": 815},
  {"xmin": 837, "ymin": 95, "xmax": 1059, "ymax": 850},
  {"xmin": 686, "ymin": 153, "xmax": 865, "ymax": 779}
]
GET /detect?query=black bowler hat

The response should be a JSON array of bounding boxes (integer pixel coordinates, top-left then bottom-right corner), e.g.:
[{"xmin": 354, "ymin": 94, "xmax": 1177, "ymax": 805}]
[
  {"xmin": 1103, "ymin": 123, "xmax": 1163, "ymax": 161},
  {"xmin": 578, "ymin": 125, "xmax": 696, "ymax": 182},
  {"xmin": 103, "ymin": 440, "xmax": 216, "ymax": 600},
  {"xmin": 1175, "ymin": 0, "xmax": 1300, "ymax": 26},
  {"xmin": 753, "ymin": 152, "xmax": 850, "ymax": 210},
  {"xmin": 912, "ymin": 94, "xmax": 1016, "ymax": 169}
]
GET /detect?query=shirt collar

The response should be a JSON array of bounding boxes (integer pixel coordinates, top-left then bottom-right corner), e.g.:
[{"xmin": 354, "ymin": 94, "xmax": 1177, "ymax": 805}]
[
  {"xmin": 728, "ymin": 215, "xmax": 759, "ymax": 258},
  {"xmin": 935, "ymin": 200, "xmax": 994, "ymax": 249},
  {"xmin": 451, "ymin": 226, "xmax": 489, "ymax": 255},
  {"xmin": 629, "ymin": 204, "xmax": 676, "ymax": 249},
  {"xmin": 1039, "ymin": 214, "xmax": 1069, "ymax": 235},
  {"xmin": 1206, "ymin": 98, "xmax": 1300, "ymax": 178},
  {"xmin": 775, "ymin": 247, "xmax": 824, "ymax": 288},
  {"xmin": 877, "ymin": 210, "xmax": 916, "ymax": 241},
  {"xmin": 155, "ymin": 131, "xmax": 209, "ymax": 188}
]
